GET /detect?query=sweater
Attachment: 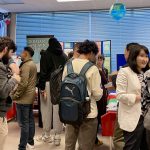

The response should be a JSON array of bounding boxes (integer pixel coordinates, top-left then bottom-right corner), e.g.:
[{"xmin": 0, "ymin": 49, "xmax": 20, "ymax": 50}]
[{"xmin": 0, "ymin": 60, "xmax": 18, "ymax": 117}]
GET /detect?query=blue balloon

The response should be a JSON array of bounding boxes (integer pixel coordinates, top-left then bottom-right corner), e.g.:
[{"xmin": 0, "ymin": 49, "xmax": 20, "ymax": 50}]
[{"xmin": 110, "ymin": 3, "xmax": 126, "ymax": 20}]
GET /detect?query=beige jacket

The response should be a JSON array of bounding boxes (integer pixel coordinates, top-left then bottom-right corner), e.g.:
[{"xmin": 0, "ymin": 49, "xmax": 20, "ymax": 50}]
[
  {"xmin": 12, "ymin": 58, "xmax": 37, "ymax": 104},
  {"xmin": 116, "ymin": 67, "xmax": 141, "ymax": 132},
  {"xmin": 62, "ymin": 58, "xmax": 103, "ymax": 118}
]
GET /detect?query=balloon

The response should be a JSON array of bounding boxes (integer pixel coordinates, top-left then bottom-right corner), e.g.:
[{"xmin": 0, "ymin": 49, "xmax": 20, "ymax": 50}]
[{"xmin": 110, "ymin": 3, "xmax": 126, "ymax": 20}]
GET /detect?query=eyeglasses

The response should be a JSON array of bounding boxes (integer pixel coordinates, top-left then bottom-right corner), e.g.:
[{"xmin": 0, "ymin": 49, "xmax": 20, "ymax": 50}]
[{"xmin": 98, "ymin": 56, "xmax": 103, "ymax": 60}]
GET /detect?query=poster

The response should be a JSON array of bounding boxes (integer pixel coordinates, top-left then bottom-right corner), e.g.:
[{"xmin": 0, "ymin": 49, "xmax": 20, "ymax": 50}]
[
  {"xmin": 104, "ymin": 57, "xmax": 111, "ymax": 73},
  {"xmin": 27, "ymin": 35, "xmax": 53, "ymax": 72},
  {"xmin": 102, "ymin": 40, "xmax": 111, "ymax": 73},
  {"xmin": 103, "ymin": 40, "xmax": 111, "ymax": 57},
  {"xmin": 63, "ymin": 42, "xmax": 74, "ymax": 55}
]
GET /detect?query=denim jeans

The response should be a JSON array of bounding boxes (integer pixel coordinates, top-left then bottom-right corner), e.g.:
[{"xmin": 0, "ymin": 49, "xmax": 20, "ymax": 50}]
[{"xmin": 16, "ymin": 104, "xmax": 35, "ymax": 150}]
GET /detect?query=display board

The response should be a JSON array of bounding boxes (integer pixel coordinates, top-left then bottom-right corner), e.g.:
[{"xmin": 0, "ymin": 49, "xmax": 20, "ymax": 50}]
[
  {"xmin": 27, "ymin": 35, "xmax": 53, "ymax": 64},
  {"xmin": 117, "ymin": 54, "xmax": 126, "ymax": 70},
  {"xmin": 63, "ymin": 42, "xmax": 74, "ymax": 55},
  {"xmin": 27, "ymin": 35, "xmax": 53, "ymax": 72},
  {"xmin": 102, "ymin": 40, "xmax": 111, "ymax": 73}
]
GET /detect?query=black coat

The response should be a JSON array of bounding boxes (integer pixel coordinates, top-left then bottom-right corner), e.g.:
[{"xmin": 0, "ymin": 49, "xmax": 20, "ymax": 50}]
[{"xmin": 39, "ymin": 46, "xmax": 68, "ymax": 91}]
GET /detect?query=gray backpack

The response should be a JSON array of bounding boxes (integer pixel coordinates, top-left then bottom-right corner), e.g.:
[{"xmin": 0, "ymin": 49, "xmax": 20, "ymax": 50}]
[{"xmin": 59, "ymin": 61, "xmax": 94, "ymax": 125}]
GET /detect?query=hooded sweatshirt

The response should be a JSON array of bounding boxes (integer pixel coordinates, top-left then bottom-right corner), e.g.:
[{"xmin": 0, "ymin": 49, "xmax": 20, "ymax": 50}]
[{"xmin": 39, "ymin": 37, "xmax": 68, "ymax": 90}]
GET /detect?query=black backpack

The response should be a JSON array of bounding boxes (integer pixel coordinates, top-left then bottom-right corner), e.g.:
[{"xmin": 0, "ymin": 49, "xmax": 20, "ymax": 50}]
[
  {"xmin": 50, "ymin": 65, "xmax": 64, "ymax": 105},
  {"xmin": 59, "ymin": 61, "xmax": 94, "ymax": 125}
]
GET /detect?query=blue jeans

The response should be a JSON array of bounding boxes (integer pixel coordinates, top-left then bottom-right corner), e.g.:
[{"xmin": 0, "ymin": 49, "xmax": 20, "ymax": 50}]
[{"xmin": 16, "ymin": 104, "xmax": 35, "ymax": 150}]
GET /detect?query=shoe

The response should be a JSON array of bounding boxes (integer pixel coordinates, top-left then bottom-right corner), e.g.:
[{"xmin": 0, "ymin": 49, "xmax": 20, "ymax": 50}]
[
  {"xmin": 43, "ymin": 135, "xmax": 53, "ymax": 143},
  {"xmin": 95, "ymin": 139, "xmax": 103, "ymax": 146},
  {"xmin": 36, "ymin": 135, "xmax": 45, "ymax": 142},
  {"xmin": 54, "ymin": 134, "xmax": 61, "ymax": 146},
  {"xmin": 36, "ymin": 135, "xmax": 53, "ymax": 143},
  {"xmin": 27, "ymin": 143, "xmax": 35, "ymax": 149}
]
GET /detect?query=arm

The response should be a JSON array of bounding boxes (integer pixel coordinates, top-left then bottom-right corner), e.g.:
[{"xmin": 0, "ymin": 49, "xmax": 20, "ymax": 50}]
[
  {"xmin": 12, "ymin": 64, "xmax": 30, "ymax": 100},
  {"xmin": 91, "ymin": 67, "xmax": 103, "ymax": 101},
  {"xmin": 99, "ymin": 69, "xmax": 108, "ymax": 85},
  {"xmin": 9, "ymin": 63, "xmax": 20, "ymax": 75},
  {"xmin": 39, "ymin": 53, "xmax": 50, "ymax": 91},
  {"xmin": 116, "ymin": 68, "xmax": 137, "ymax": 106},
  {"xmin": 62, "ymin": 65, "xmax": 67, "ymax": 81},
  {"xmin": 0, "ymin": 66, "xmax": 18, "ymax": 99}
]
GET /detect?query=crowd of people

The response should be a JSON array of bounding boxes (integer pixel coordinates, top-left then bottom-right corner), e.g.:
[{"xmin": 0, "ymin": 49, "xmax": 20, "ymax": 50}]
[{"xmin": 0, "ymin": 36, "xmax": 150, "ymax": 150}]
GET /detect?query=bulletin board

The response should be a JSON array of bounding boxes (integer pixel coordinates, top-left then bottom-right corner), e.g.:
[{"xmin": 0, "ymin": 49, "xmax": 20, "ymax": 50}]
[
  {"xmin": 101, "ymin": 40, "xmax": 111, "ymax": 73},
  {"xmin": 63, "ymin": 42, "xmax": 74, "ymax": 55},
  {"xmin": 117, "ymin": 54, "xmax": 126, "ymax": 70},
  {"xmin": 27, "ymin": 35, "xmax": 54, "ymax": 64}
]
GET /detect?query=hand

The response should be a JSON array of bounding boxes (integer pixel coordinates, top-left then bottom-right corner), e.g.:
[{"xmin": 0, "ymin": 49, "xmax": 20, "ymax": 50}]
[
  {"xmin": 12, "ymin": 73, "xmax": 21, "ymax": 83},
  {"xmin": 136, "ymin": 95, "xmax": 141, "ymax": 102},
  {"xmin": 40, "ymin": 90, "xmax": 47, "ymax": 100}
]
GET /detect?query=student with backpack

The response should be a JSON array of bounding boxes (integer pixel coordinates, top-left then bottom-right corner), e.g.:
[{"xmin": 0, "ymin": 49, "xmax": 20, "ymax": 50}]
[
  {"xmin": 60, "ymin": 40, "xmax": 103, "ymax": 150},
  {"xmin": 38, "ymin": 37, "xmax": 68, "ymax": 146}
]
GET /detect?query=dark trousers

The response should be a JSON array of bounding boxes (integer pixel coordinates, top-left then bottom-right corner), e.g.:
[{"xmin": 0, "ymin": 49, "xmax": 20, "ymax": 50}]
[
  {"xmin": 146, "ymin": 130, "xmax": 150, "ymax": 150},
  {"xmin": 113, "ymin": 114, "xmax": 124, "ymax": 150},
  {"xmin": 123, "ymin": 116, "xmax": 148, "ymax": 150},
  {"xmin": 16, "ymin": 104, "xmax": 35, "ymax": 150}
]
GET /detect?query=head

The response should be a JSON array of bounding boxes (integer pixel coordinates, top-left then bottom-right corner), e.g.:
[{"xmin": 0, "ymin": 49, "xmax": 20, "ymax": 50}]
[
  {"xmin": 47, "ymin": 37, "xmax": 62, "ymax": 55},
  {"xmin": 0, "ymin": 36, "xmax": 16, "ymax": 64},
  {"xmin": 78, "ymin": 40, "xmax": 99, "ymax": 63},
  {"xmin": 128, "ymin": 44, "xmax": 149, "ymax": 74},
  {"xmin": 73, "ymin": 43, "xmax": 80, "ymax": 58},
  {"xmin": 124, "ymin": 42, "xmax": 140, "ymax": 61},
  {"xmin": 40, "ymin": 49, "xmax": 45, "ymax": 55},
  {"xmin": 21, "ymin": 47, "xmax": 34, "ymax": 61},
  {"xmin": 68, "ymin": 51, "xmax": 74, "ymax": 59},
  {"xmin": 96, "ymin": 54, "xmax": 105, "ymax": 68}
]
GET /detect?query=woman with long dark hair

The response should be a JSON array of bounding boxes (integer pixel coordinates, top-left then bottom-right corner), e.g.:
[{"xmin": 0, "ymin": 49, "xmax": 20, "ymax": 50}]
[{"xmin": 116, "ymin": 44, "xmax": 149, "ymax": 150}]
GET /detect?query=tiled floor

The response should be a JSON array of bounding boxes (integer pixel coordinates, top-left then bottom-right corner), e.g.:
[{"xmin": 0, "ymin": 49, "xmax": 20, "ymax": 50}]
[{"xmin": 4, "ymin": 119, "xmax": 113, "ymax": 150}]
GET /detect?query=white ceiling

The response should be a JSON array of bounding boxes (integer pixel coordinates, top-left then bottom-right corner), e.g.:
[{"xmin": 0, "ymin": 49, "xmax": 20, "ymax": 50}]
[{"xmin": 0, "ymin": 0, "xmax": 150, "ymax": 13}]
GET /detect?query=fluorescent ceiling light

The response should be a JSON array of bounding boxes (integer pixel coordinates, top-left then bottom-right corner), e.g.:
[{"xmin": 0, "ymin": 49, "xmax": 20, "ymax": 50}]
[{"xmin": 57, "ymin": 0, "xmax": 92, "ymax": 2}]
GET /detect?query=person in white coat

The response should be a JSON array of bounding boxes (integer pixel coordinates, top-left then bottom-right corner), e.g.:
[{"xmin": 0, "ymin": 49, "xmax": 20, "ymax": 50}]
[{"xmin": 116, "ymin": 44, "xmax": 149, "ymax": 150}]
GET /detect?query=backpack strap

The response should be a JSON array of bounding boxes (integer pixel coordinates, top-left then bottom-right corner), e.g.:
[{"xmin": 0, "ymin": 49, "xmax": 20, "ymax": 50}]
[
  {"xmin": 67, "ymin": 60, "xmax": 74, "ymax": 74},
  {"xmin": 80, "ymin": 61, "xmax": 94, "ymax": 76}
]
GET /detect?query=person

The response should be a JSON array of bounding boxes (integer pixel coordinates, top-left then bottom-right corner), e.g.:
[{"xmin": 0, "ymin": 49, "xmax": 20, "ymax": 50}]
[
  {"xmin": 68, "ymin": 51, "xmax": 74, "ymax": 59},
  {"xmin": 38, "ymin": 37, "xmax": 68, "ymax": 146},
  {"xmin": 0, "ymin": 36, "xmax": 20, "ymax": 150},
  {"xmin": 73, "ymin": 42, "xmax": 80, "ymax": 58},
  {"xmin": 116, "ymin": 44, "xmax": 149, "ymax": 150},
  {"xmin": 37, "ymin": 49, "xmax": 45, "ymax": 128},
  {"xmin": 63, "ymin": 40, "xmax": 103, "ymax": 150},
  {"xmin": 12, "ymin": 47, "xmax": 37, "ymax": 150},
  {"xmin": 141, "ymin": 58, "xmax": 150, "ymax": 150},
  {"xmin": 95, "ymin": 54, "xmax": 108, "ymax": 145},
  {"xmin": 113, "ymin": 42, "xmax": 140, "ymax": 150}
]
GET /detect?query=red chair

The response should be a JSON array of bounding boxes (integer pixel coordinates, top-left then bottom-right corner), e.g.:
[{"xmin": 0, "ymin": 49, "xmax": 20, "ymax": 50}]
[{"xmin": 101, "ymin": 111, "xmax": 117, "ymax": 150}]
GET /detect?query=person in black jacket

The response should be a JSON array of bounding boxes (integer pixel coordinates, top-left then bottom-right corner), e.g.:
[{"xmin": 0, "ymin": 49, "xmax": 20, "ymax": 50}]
[{"xmin": 37, "ymin": 37, "xmax": 67, "ymax": 146}]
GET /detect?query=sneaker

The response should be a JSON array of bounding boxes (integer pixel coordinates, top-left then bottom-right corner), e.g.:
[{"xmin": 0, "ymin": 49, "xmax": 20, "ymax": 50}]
[
  {"xmin": 43, "ymin": 136, "xmax": 53, "ymax": 143},
  {"xmin": 36, "ymin": 135, "xmax": 45, "ymax": 142},
  {"xmin": 27, "ymin": 143, "xmax": 35, "ymax": 149},
  {"xmin": 36, "ymin": 135, "xmax": 53, "ymax": 143},
  {"xmin": 54, "ymin": 134, "xmax": 61, "ymax": 146}
]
